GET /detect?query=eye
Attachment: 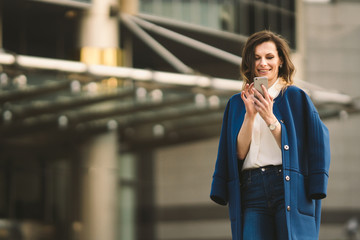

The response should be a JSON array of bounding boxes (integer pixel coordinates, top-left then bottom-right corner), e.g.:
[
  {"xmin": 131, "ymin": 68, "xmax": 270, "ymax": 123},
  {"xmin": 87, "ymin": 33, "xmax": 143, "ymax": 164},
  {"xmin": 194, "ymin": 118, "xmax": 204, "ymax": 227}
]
[{"xmin": 267, "ymin": 56, "xmax": 274, "ymax": 60}]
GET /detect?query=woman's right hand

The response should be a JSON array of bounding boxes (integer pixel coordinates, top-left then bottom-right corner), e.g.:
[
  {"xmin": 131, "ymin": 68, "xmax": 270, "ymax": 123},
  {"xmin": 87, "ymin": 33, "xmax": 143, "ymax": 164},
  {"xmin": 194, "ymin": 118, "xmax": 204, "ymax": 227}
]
[{"xmin": 241, "ymin": 83, "xmax": 257, "ymax": 118}]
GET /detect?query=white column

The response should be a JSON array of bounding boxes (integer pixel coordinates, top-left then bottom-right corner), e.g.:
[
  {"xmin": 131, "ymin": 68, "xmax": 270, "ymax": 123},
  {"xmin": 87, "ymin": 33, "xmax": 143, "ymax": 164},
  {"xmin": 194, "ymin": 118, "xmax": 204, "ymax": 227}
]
[
  {"xmin": 79, "ymin": 0, "xmax": 120, "ymax": 65},
  {"xmin": 79, "ymin": 131, "xmax": 119, "ymax": 240},
  {"xmin": 120, "ymin": 0, "xmax": 139, "ymax": 15}
]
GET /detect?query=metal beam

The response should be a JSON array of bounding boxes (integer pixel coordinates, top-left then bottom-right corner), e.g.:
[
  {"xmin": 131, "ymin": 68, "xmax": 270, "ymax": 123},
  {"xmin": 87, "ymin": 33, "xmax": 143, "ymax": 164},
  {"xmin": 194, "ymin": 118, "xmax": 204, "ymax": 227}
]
[
  {"xmin": 126, "ymin": 14, "xmax": 243, "ymax": 65},
  {"xmin": 0, "ymin": 95, "xmax": 194, "ymax": 137},
  {"xmin": 137, "ymin": 13, "xmax": 248, "ymax": 43},
  {"xmin": 0, "ymin": 80, "xmax": 73, "ymax": 103},
  {"xmin": 0, "ymin": 53, "xmax": 358, "ymax": 114},
  {"xmin": 74, "ymin": 102, "xmax": 227, "ymax": 136},
  {"xmin": 0, "ymin": 52, "xmax": 243, "ymax": 90},
  {"xmin": 120, "ymin": 14, "xmax": 194, "ymax": 74},
  {"xmin": 4, "ymin": 87, "xmax": 134, "ymax": 121}
]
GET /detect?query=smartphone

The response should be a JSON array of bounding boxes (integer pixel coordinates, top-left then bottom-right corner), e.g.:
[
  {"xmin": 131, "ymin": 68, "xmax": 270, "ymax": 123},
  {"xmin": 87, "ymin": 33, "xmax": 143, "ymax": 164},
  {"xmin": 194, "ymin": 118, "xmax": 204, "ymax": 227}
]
[{"xmin": 253, "ymin": 76, "xmax": 268, "ymax": 97}]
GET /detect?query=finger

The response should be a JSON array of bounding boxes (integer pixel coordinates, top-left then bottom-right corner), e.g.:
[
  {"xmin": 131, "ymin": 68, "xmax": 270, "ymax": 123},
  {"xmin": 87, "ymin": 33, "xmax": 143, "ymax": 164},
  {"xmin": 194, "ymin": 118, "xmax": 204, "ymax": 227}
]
[
  {"xmin": 251, "ymin": 94, "xmax": 263, "ymax": 108},
  {"xmin": 245, "ymin": 83, "xmax": 250, "ymax": 91},
  {"xmin": 249, "ymin": 83, "xmax": 255, "ymax": 94},
  {"xmin": 241, "ymin": 91, "xmax": 251, "ymax": 102},
  {"xmin": 253, "ymin": 88, "xmax": 264, "ymax": 101},
  {"xmin": 253, "ymin": 101, "xmax": 262, "ymax": 112},
  {"xmin": 241, "ymin": 91, "xmax": 247, "ymax": 101},
  {"xmin": 261, "ymin": 85, "xmax": 270, "ymax": 100},
  {"xmin": 243, "ymin": 85, "xmax": 250, "ymax": 96}
]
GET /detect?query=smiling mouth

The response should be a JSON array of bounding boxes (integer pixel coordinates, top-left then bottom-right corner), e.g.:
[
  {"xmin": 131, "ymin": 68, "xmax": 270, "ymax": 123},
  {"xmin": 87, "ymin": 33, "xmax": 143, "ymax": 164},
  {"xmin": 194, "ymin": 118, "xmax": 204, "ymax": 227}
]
[{"xmin": 258, "ymin": 69, "xmax": 271, "ymax": 74}]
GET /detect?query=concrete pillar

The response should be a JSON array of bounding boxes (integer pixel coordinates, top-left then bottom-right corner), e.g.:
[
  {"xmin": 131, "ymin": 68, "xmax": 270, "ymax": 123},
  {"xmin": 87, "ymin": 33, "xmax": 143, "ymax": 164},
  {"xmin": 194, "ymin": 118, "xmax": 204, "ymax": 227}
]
[
  {"xmin": 79, "ymin": 0, "xmax": 121, "ymax": 66},
  {"xmin": 79, "ymin": 131, "xmax": 119, "ymax": 240},
  {"xmin": 120, "ymin": 0, "xmax": 139, "ymax": 15}
]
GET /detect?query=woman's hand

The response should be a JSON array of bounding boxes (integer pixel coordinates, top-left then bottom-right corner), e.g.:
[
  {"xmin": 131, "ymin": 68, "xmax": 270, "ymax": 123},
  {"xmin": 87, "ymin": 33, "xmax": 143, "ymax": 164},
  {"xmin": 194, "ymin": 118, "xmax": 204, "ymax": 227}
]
[
  {"xmin": 252, "ymin": 85, "xmax": 277, "ymax": 125},
  {"xmin": 238, "ymin": 83, "xmax": 257, "ymax": 160},
  {"xmin": 252, "ymin": 85, "xmax": 282, "ymax": 148},
  {"xmin": 241, "ymin": 83, "xmax": 257, "ymax": 118}
]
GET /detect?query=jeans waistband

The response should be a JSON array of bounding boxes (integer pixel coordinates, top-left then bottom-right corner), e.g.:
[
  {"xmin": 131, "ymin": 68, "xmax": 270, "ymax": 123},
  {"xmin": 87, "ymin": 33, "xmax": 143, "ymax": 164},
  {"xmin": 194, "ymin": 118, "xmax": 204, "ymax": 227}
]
[{"xmin": 241, "ymin": 165, "xmax": 282, "ymax": 180}]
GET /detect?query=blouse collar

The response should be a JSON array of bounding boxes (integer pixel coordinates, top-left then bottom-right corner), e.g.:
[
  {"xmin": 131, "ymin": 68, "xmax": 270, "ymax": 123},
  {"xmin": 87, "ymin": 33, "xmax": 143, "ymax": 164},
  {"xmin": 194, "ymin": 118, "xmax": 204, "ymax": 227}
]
[{"xmin": 268, "ymin": 78, "xmax": 283, "ymax": 99}]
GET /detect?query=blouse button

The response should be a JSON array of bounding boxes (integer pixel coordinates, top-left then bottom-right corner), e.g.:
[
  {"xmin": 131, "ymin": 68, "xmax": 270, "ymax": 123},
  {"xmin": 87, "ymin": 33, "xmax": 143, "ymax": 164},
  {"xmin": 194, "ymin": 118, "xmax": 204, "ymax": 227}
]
[
  {"xmin": 287, "ymin": 206, "xmax": 291, "ymax": 211},
  {"xmin": 284, "ymin": 145, "xmax": 289, "ymax": 150},
  {"xmin": 285, "ymin": 175, "xmax": 290, "ymax": 181}
]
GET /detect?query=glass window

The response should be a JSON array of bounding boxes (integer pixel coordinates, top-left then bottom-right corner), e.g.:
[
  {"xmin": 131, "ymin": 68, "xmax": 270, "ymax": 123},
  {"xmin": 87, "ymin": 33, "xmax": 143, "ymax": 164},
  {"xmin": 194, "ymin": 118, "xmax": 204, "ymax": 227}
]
[
  {"xmin": 182, "ymin": 0, "xmax": 192, "ymax": 23},
  {"xmin": 162, "ymin": 0, "xmax": 173, "ymax": 18},
  {"xmin": 138, "ymin": 0, "xmax": 296, "ymax": 48}
]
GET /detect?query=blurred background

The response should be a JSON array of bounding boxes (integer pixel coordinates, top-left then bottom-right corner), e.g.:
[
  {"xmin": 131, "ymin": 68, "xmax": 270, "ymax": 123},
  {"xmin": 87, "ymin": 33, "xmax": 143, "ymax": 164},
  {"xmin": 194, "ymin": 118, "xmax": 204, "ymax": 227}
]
[{"xmin": 0, "ymin": 0, "xmax": 360, "ymax": 239}]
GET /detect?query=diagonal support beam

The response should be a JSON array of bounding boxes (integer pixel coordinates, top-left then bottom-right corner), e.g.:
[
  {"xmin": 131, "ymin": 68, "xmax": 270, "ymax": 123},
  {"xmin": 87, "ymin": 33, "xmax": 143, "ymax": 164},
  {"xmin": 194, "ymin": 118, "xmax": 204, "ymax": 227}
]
[
  {"xmin": 137, "ymin": 13, "xmax": 248, "ymax": 43},
  {"xmin": 120, "ymin": 14, "xmax": 194, "ymax": 74},
  {"xmin": 127, "ymin": 14, "xmax": 242, "ymax": 65}
]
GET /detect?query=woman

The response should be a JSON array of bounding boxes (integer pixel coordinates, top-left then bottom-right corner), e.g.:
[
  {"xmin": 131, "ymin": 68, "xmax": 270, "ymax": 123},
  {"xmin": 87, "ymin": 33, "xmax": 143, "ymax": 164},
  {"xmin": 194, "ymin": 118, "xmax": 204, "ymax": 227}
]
[{"xmin": 210, "ymin": 30, "xmax": 330, "ymax": 240}]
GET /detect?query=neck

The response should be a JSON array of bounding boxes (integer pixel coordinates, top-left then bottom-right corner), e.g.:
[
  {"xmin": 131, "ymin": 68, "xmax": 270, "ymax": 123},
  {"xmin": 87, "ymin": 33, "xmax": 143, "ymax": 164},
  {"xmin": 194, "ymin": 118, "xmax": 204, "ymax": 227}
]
[{"xmin": 268, "ymin": 78, "xmax": 278, "ymax": 88}]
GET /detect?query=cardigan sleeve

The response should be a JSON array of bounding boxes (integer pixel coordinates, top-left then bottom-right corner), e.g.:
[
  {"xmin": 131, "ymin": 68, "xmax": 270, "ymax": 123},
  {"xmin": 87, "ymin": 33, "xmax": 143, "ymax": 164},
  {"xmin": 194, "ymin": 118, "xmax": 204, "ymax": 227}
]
[
  {"xmin": 305, "ymin": 95, "xmax": 331, "ymax": 200},
  {"xmin": 210, "ymin": 101, "xmax": 230, "ymax": 206}
]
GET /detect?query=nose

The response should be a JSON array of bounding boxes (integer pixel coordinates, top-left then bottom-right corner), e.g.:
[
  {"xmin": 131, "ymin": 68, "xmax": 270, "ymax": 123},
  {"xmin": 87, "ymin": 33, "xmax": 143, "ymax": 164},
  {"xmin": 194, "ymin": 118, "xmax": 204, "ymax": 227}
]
[{"xmin": 259, "ymin": 57, "xmax": 267, "ymax": 67}]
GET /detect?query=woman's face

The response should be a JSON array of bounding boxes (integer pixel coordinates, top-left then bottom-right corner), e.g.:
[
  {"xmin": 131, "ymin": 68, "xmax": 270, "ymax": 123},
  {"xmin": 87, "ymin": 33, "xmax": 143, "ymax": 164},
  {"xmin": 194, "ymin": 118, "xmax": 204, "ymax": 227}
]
[{"xmin": 254, "ymin": 41, "xmax": 283, "ymax": 86}]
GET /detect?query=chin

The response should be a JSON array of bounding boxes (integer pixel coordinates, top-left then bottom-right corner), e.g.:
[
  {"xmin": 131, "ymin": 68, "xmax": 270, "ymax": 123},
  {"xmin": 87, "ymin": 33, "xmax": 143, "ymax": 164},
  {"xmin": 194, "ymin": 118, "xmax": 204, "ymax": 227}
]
[
  {"xmin": 257, "ymin": 74, "xmax": 270, "ymax": 78},
  {"xmin": 256, "ymin": 72, "xmax": 272, "ymax": 78}
]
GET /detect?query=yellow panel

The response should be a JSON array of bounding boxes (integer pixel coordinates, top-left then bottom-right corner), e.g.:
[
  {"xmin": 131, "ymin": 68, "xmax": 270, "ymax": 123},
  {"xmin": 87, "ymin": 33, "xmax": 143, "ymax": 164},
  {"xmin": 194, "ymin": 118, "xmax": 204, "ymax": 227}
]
[{"xmin": 80, "ymin": 47, "xmax": 122, "ymax": 66}]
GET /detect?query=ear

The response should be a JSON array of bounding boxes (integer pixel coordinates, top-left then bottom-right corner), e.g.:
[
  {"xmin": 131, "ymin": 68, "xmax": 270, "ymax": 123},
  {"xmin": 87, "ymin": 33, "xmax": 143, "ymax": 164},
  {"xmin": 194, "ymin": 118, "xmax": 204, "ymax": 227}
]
[{"xmin": 279, "ymin": 58, "xmax": 284, "ymax": 69}]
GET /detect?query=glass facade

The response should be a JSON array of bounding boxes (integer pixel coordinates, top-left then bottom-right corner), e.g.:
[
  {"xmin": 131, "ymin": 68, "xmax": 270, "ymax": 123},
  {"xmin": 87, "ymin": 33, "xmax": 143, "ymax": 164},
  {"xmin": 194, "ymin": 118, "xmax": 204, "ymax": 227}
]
[
  {"xmin": 140, "ymin": 0, "xmax": 296, "ymax": 48},
  {"xmin": 140, "ymin": 0, "xmax": 227, "ymax": 30},
  {"xmin": 69, "ymin": 0, "xmax": 92, "ymax": 3}
]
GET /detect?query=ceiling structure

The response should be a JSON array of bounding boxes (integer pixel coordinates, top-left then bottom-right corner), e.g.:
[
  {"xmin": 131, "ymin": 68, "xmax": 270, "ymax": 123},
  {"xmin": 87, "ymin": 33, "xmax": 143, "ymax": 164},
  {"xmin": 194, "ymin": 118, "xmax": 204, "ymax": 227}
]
[
  {"xmin": 0, "ymin": 12, "xmax": 359, "ymax": 155},
  {"xmin": 124, "ymin": 13, "xmax": 247, "ymax": 79}
]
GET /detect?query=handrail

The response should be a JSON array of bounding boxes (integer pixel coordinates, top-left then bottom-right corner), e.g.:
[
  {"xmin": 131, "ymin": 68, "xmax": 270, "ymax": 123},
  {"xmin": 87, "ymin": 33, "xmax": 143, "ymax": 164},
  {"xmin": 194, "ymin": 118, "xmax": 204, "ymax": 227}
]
[
  {"xmin": 0, "ymin": 52, "xmax": 243, "ymax": 91},
  {"xmin": 0, "ymin": 52, "xmax": 354, "ymax": 105}
]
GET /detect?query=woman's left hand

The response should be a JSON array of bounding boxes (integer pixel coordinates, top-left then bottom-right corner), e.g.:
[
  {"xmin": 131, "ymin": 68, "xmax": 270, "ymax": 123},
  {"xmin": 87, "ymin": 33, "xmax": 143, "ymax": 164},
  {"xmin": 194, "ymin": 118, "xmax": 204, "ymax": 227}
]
[{"xmin": 252, "ymin": 85, "xmax": 276, "ymax": 125}]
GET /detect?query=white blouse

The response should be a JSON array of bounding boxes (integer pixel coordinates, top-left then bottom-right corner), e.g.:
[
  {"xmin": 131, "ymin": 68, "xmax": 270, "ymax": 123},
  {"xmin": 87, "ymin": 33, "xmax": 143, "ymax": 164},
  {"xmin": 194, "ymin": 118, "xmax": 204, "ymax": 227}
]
[{"xmin": 241, "ymin": 79, "xmax": 283, "ymax": 171}]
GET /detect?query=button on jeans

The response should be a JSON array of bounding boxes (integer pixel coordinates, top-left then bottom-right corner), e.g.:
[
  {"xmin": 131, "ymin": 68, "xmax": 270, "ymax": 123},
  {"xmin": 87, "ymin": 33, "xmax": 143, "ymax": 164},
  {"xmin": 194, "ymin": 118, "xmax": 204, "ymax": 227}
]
[{"xmin": 240, "ymin": 165, "xmax": 288, "ymax": 240}]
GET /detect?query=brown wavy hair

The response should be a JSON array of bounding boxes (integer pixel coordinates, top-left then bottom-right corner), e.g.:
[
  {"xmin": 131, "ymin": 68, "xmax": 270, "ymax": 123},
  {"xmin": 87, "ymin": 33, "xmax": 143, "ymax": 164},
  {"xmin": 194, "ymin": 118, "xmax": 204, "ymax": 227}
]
[{"xmin": 240, "ymin": 30, "xmax": 295, "ymax": 89}]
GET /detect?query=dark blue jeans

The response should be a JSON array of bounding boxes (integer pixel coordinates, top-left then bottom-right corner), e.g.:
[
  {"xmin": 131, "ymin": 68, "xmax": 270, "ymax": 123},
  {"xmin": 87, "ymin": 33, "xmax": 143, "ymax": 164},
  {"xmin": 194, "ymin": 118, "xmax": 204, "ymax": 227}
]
[{"xmin": 240, "ymin": 165, "xmax": 288, "ymax": 240}]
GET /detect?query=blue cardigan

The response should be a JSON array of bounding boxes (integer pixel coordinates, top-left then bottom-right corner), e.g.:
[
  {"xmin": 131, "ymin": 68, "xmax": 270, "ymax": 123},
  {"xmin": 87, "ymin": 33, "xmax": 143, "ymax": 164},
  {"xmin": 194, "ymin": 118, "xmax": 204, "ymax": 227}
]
[{"xmin": 210, "ymin": 86, "xmax": 330, "ymax": 240}]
